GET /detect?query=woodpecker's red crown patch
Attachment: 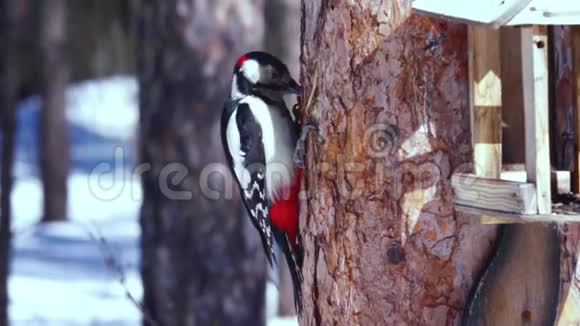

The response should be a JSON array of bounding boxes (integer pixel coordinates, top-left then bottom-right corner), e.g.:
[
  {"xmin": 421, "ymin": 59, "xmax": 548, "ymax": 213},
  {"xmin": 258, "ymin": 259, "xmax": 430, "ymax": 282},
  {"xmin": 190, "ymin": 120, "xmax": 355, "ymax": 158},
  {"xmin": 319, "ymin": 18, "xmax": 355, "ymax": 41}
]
[{"xmin": 235, "ymin": 55, "xmax": 249, "ymax": 68}]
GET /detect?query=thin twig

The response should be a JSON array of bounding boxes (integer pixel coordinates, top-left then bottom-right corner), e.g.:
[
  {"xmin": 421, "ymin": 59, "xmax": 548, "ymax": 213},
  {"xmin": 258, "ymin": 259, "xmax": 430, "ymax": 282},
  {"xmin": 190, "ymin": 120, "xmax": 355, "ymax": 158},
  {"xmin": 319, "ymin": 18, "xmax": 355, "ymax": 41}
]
[{"xmin": 87, "ymin": 223, "xmax": 159, "ymax": 326}]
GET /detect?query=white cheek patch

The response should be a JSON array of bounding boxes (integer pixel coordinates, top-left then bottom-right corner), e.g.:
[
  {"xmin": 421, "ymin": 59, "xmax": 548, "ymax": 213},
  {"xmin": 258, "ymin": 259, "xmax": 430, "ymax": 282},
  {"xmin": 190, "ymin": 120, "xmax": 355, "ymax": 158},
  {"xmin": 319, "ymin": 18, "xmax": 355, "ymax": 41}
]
[{"xmin": 241, "ymin": 59, "xmax": 260, "ymax": 84}]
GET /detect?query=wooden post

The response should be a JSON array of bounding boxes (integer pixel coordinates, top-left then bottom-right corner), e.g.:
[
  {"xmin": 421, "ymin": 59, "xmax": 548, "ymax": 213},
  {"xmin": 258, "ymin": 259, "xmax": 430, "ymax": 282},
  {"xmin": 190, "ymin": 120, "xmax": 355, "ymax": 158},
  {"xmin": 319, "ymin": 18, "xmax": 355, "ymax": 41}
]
[
  {"xmin": 573, "ymin": 26, "xmax": 580, "ymax": 193},
  {"xmin": 521, "ymin": 25, "xmax": 551, "ymax": 214},
  {"xmin": 469, "ymin": 26, "xmax": 502, "ymax": 178}
]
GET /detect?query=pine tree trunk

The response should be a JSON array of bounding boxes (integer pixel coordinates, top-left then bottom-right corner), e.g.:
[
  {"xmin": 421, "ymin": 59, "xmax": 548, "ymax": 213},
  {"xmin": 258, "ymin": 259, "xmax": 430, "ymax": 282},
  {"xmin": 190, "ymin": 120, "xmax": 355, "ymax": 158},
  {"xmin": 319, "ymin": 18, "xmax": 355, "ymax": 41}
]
[
  {"xmin": 300, "ymin": 3, "xmax": 498, "ymax": 324},
  {"xmin": 0, "ymin": 59, "xmax": 16, "ymax": 325},
  {"xmin": 137, "ymin": 1, "xmax": 267, "ymax": 325},
  {"xmin": 0, "ymin": 0, "xmax": 30, "ymax": 323},
  {"xmin": 40, "ymin": 0, "xmax": 69, "ymax": 222},
  {"xmin": 0, "ymin": 33, "xmax": 17, "ymax": 326},
  {"xmin": 67, "ymin": 0, "xmax": 135, "ymax": 81}
]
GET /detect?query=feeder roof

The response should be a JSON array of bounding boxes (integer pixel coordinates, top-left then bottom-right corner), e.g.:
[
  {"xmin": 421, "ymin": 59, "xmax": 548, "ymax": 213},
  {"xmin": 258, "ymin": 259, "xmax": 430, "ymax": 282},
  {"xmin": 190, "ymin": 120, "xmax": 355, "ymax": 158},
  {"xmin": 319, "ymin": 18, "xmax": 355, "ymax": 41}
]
[{"xmin": 412, "ymin": 0, "xmax": 580, "ymax": 27}]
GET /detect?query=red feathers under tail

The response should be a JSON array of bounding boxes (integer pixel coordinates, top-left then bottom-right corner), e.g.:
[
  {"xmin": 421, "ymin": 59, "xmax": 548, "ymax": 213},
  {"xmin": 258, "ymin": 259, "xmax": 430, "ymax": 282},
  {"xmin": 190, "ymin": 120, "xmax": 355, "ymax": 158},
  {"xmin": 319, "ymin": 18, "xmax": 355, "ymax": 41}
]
[{"xmin": 269, "ymin": 168, "xmax": 302, "ymax": 244}]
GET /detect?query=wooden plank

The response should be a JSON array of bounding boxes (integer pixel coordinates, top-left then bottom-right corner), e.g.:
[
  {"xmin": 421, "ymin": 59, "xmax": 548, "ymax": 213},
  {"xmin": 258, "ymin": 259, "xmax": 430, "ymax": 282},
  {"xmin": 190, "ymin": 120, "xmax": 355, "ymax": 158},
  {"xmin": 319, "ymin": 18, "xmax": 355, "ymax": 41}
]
[
  {"xmin": 452, "ymin": 173, "xmax": 537, "ymax": 214},
  {"xmin": 469, "ymin": 26, "xmax": 502, "ymax": 178},
  {"xmin": 500, "ymin": 170, "xmax": 527, "ymax": 182},
  {"xmin": 501, "ymin": 170, "xmax": 570, "ymax": 196},
  {"xmin": 456, "ymin": 205, "xmax": 580, "ymax": 224},
  {"xmin": 552, "ymin": 170, "xmax": 571, "ymax": 195},
  {"xmin": 522, "ymin": 25, "xmax": 552, "ymax": 214},
  {"xmin": 501, "ymin": 170, "xmax": 570, "ymax": 194},
  {"xmin": 573, "ymin": 26, "xmax": 580, "ymax": 193}
]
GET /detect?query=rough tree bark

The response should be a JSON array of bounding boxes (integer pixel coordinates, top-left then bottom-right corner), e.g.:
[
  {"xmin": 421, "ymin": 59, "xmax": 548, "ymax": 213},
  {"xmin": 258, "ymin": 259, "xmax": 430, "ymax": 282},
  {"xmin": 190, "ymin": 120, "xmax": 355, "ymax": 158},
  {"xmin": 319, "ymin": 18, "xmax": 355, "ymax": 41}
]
[
  {"xmin": 40, "ymin": 0, "xmax": 69, "ymax": 222},
  {"xmin": 300, "ymin": 3, "xmax": 498, "ymax": 324},
  {"xmin": 137, "ymin": 1, "xmax": 267, "ymax": 325},
  {"xmin": 264, "ymin": 0, "xmax": 301, "ymax": 316}
]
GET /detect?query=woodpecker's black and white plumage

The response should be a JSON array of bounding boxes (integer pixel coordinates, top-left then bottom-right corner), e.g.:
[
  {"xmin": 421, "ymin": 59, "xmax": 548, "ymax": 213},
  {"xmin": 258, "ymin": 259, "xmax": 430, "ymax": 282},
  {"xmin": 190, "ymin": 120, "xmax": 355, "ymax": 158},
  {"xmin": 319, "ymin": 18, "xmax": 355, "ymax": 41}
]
[{"xmin": 221, "ymin": 51, "xmax": 304, "ymax": 308}]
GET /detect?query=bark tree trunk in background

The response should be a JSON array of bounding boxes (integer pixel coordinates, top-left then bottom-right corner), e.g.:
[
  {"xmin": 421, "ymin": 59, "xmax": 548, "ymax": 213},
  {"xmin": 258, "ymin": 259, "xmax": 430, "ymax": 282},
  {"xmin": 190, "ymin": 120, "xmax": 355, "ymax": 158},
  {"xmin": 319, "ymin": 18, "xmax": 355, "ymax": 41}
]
[
  {"xmin": 300, "ymin": 3, "xmax": 498, "ymax": 324},
  {"xmin": 40, "ymin": 0, "xmax": 69, "ymax": 222},
  {"xmin": 137, "ymin": 1, "xmax": 267, "ymax": 325},
  {"xmin": 264, "ymin": 0, "xmax": 301, "ymax": 316},
  {"xmin": 67, "ymin": 0, "xmax": 135, "ymax": 81},
  {"xmin": 265, "ymin": 0, "xmax": 300, "ymax": 75},
  {"xmin": 0, "ymin": 52, "xmax": 16, "ymax": 325},
  {"xmin": 0, "ymin": 0, "xmax": 30, "ymax": 323},
  {"xmin": 0, "ymin": 19, "xmax": 17, "ymax": 326}
]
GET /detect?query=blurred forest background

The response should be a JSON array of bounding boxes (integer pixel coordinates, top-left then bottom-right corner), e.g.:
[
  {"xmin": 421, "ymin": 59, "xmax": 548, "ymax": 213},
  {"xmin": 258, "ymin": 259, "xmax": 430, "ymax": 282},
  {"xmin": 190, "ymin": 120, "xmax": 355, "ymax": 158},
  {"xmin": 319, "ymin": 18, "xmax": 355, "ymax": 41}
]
[{"xmin": 0, "ymin": 0, "xmax": 299, "ymax": 325}]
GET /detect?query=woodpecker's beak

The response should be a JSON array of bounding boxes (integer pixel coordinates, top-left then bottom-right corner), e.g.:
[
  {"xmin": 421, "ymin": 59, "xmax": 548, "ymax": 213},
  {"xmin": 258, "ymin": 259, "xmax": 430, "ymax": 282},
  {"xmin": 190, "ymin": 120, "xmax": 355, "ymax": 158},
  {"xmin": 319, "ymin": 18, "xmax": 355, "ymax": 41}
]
[{"xmin": 287, "ymin": 79, "xmax": 302, "ymax": 95}]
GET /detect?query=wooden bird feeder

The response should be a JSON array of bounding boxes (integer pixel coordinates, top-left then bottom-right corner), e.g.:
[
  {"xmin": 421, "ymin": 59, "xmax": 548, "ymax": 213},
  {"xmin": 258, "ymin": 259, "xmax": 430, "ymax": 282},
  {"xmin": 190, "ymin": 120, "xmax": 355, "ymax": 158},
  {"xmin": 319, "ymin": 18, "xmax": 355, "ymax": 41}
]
[{"xmin": 412, "ymin": 1, "xmax": 580, "ymax": 223}]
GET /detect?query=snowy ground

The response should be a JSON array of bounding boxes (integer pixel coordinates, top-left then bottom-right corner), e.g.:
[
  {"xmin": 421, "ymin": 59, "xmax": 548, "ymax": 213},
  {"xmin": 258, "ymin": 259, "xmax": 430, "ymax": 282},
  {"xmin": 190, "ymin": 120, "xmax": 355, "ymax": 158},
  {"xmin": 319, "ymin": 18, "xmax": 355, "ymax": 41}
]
[{"xmin": 9, "ymin": 76, "xmax": 296, "ymax": 326}]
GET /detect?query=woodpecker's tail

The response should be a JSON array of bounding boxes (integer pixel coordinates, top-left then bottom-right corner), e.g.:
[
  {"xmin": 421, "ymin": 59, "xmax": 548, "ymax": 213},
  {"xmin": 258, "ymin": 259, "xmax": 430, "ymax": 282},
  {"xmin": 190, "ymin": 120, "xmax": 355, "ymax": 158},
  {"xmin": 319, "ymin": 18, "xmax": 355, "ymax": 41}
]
[
  {"xmin": 285, "ymin": 238, "xmax": 303, "ymax": 312},
  {"xmin": 273, "ymin": 228, "xmax": 303, "ymax": 311}
]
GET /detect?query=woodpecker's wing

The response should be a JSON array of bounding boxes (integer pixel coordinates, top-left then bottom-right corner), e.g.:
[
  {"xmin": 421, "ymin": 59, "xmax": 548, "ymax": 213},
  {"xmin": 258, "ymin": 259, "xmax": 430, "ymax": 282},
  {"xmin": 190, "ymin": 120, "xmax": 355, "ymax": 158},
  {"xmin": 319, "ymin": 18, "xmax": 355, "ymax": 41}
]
[{"xmin": 222, "ymin": 101, "xmax": 275, "ymax": 266}]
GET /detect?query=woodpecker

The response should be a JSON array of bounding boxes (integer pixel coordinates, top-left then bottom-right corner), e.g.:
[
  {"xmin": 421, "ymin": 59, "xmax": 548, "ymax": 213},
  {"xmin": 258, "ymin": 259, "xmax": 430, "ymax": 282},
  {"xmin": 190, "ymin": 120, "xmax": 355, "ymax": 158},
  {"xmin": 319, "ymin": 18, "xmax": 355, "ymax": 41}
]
[{"xmin": 221, "ymin": 51, "xmax": 305, "ymax": 308}]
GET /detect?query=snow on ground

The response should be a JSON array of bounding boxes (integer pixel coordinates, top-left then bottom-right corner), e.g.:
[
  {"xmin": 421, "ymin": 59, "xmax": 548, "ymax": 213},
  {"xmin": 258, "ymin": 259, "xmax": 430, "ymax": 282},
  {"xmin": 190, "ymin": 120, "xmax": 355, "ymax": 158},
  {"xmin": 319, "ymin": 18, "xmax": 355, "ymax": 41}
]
[{"xmin": 9, "ymin": 76, "xmax": 295, "ymax": 326}]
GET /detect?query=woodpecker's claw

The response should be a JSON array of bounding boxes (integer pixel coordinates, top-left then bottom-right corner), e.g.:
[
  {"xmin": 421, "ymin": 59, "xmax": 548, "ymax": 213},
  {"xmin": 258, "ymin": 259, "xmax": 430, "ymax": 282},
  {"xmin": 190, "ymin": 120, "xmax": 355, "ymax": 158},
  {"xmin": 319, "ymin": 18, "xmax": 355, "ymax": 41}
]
[{"xmin": 293, "ymin": 123, "xmax": 320, "ymax": 168}]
